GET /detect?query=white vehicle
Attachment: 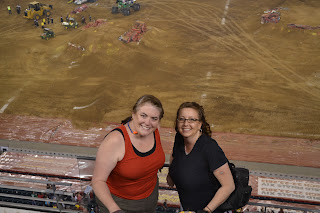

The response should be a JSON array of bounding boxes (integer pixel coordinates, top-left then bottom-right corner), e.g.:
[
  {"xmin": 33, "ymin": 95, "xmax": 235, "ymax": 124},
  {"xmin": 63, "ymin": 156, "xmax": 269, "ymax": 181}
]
[
  {"xmin": 61, "ymin": 18, "xmax": 79, "ymax": 29},
  {"xmin": 74, "ymin": 0, "xmax": 96, "ymax": 5}
]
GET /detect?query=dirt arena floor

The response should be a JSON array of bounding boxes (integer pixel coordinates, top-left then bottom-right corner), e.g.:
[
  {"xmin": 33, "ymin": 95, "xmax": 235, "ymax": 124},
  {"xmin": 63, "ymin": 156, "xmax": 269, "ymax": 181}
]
[{"xmin": 0, "ymin": 0, "xmax": 320, "ymax": 165}]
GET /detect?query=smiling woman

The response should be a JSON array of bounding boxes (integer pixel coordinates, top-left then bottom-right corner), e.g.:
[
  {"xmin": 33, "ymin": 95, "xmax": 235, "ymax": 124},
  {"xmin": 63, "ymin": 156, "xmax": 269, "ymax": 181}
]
[
  {"xmin": 92, "ymin": 95, "xmax": 165, "ymax": 213},
  {"xmin": 167, "ymin": 102, "xmax": 235, "ymax": 212}
]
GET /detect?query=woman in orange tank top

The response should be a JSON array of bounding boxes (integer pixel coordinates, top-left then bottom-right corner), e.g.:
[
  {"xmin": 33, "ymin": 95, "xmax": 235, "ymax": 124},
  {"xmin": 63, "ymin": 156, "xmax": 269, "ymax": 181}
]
[{"xmin": 92, "ymin": 95, "xmax": 165, "ymax": 213}]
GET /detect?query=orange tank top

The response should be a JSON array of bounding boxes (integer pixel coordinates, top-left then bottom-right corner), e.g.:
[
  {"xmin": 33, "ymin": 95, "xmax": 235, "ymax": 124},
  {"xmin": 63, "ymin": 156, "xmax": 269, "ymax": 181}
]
[{"xmin": 107, "ymin": 124, "xmax": 165, "ymax": 200}]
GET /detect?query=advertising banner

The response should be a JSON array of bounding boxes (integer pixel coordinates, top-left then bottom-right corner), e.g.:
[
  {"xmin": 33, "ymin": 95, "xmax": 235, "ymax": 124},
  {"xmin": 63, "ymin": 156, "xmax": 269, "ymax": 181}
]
[{"xmin": 258, "ymin": 177, "xmax": 320, "ymax": 202}]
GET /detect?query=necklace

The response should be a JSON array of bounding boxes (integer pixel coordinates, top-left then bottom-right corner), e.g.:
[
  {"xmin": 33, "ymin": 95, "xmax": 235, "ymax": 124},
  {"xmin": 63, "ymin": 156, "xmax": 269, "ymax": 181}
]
[{"xmin": 127, "ymin": 122, "xmax": 138, "ymax": 134}]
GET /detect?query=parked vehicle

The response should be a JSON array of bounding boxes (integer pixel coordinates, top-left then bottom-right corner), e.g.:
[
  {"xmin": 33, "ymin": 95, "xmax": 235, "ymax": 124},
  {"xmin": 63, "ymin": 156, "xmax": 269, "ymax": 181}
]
[
  {"xmin": 62, "ymin": 18, "xmax": 79, "ymax": 29},
  {"xmin": 24, "ymin": 1, "xmax": 53, "ymax": 20}
]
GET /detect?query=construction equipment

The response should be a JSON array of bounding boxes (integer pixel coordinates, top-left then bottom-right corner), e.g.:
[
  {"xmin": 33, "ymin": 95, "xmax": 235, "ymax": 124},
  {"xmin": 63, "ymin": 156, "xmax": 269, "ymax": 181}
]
[
  {"xmin": 40, "ymin": 28, "xmax": 55, "ymax": 40},
  {"xmin": 62, "ymin": 18, "xmax": 79, "ymax": 29},
  {"xmin": 112, "ymin": 0, "xmax": 140, "ymax": 16},
  {"xmin": 24, "ymin": 1, "xmax": 53, "ymax": 20},
  {"xmin": 119, "ymin": 21, "xmax": 147, "ymax": 43}
]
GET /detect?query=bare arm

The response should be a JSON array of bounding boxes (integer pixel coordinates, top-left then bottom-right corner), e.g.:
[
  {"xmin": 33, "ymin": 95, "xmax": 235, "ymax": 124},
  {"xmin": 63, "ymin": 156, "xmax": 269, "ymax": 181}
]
[
  {"xmin": 204, "ymin": 163, "xmax": 235, "ymax": 212},
  {"xmin": 92, "ymin": 131, "xmax": 125, "ymax": 212}
]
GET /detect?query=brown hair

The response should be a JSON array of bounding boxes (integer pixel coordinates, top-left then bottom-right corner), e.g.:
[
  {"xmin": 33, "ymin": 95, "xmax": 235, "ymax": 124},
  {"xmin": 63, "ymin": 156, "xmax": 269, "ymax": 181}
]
[
  {"xmin": 121, "ymin": 95, "xmax": 164, "ymax": 124},
  {"xmin": 174, "ymin": 102, "xmax": 212, "ymax": 136}
]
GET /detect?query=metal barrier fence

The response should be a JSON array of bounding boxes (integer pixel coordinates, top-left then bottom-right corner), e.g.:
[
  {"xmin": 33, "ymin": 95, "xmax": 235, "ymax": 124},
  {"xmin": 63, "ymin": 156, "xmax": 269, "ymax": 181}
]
[{"xmin": 0, "ymin": 148, "xmax": 319, "ymax": 213}]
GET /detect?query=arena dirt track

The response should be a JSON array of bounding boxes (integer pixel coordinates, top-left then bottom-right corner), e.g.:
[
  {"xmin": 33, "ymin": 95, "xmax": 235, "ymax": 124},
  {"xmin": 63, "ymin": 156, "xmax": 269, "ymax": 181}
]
[{"xmin": 0, "ymin": 0, "xmax": 320, "ymax": 163}]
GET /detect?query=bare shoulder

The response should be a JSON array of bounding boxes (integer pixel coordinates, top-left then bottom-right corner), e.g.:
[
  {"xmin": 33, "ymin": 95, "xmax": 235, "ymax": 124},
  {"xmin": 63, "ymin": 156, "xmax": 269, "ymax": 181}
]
[
  {"xmin": 97, "ymin": 130, "xmax": 125, "ymax": 161},
  {"xmin": 101, "ymin": 130, "xmax": 125, "ymax": 146},
  {"xmin": 93, "ymin": 131, "xmax": 125, "ymax": 181}
]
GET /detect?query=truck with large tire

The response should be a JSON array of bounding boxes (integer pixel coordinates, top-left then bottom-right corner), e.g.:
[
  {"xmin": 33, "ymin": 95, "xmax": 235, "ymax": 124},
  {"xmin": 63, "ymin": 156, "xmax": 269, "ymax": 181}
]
[
  {"xmin": 24, "ymin": 1, "xmax": 53, "ymax": 20},
  {"xmin": 112, "ymin": 0, "xmax": 140, "ymax": 16}
]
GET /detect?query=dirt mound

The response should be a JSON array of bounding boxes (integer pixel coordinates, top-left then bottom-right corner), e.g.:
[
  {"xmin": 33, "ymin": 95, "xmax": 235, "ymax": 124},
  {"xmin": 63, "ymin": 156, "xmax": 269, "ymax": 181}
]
[{"xmin": 0, "ymin": 0, "xmax": 320, "ymax": 139}]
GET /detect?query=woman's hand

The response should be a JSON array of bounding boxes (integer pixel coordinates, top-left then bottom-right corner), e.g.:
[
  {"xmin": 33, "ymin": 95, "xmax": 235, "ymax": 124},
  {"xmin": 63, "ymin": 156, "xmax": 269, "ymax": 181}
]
[{"xmin": 166, "ymin": 173, "xmax": 175, "ymax": 188}]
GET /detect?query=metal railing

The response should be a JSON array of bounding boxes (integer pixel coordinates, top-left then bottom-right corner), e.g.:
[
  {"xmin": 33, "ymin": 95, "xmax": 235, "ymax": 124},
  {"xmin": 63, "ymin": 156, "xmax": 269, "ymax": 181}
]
[{"xmin": 1, "ymin": 148, "xmax": 319, "ymax": 213}]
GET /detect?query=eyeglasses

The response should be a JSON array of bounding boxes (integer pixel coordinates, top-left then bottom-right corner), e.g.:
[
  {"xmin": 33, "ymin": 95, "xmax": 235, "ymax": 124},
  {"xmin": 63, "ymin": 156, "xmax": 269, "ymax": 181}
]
[{"xmin": 177, "ymin": 118, "xmax": 200, "ymax": 123}]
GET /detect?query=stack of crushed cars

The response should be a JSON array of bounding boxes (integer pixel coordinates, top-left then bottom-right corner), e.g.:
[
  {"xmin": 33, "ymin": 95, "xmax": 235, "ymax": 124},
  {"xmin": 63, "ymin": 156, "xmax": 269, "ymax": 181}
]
[
  {"xmin": 118, "ymin": 21, "xmax": 147, "ymax": 43},
  {"xmin": 260, "ymin": 7, "xmax": 287, "ymax": 24},
  {"xmin": 287, "ymin": 24, "xmax": 320, "ymax": 30},
  {"xmin": 84, "ymin": 19, "xmax": 107, "ymax": 29}
]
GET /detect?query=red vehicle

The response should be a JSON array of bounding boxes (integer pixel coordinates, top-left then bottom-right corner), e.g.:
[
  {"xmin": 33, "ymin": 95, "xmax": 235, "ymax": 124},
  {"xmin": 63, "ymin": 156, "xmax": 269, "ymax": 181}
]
[{"xmin": 119, "ymin": 21, "xmax": 147, "ymax": 43}]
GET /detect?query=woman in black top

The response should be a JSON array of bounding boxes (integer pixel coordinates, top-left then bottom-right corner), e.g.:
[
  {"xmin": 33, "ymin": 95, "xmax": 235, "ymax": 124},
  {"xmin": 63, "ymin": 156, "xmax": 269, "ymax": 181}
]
[{"xmin": 167, "ymin": 102, "xmax": 235, "ymax": 213}]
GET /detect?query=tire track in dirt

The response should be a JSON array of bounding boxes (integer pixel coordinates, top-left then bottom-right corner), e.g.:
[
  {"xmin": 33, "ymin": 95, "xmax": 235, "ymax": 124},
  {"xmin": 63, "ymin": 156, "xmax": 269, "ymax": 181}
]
[
  {"xmin": 142, "ymin": 0, "xmax": 320, "ymax": 109},
  {"xmin": 187, "ymin": 5, "xmax": 320, "ymax": 101},
  {"xmin": 0, "ymin": 23, "xmax": 19, "ymax": 32},
  {"xmin": 148, "ymin": 1, "xmax": 316, "ymax": 79},
  {"xmin": 222, "ymin": 18, "xmax": 320, "ymax": 100},
  {"xmin": 192, "ymin": 4, "xmax": 320, "ymax": 102},
  {"xmin": 145, "ymin": 4, "xmax": 241, "ymax": 53},
  {"xmin": 117, "ymin": 1, "xmax": 319, "ymax": 109},
  {"xmin": 0, "ymin": 24, "xmax": 26, "ymax": 39}
]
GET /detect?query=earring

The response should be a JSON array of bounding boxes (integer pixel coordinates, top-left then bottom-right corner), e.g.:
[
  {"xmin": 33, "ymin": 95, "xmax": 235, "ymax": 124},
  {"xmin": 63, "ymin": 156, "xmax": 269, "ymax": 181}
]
[{"xmin": 199, "ymin": 129, "xmax": 202, "ymax": 133}]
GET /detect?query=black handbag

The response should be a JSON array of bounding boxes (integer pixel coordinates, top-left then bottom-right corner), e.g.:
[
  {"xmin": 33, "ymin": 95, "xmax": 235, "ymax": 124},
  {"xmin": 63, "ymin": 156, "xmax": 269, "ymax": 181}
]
[{"xmin": 217, "ymin": 163, "xmax": 252, "ymax": 211}]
